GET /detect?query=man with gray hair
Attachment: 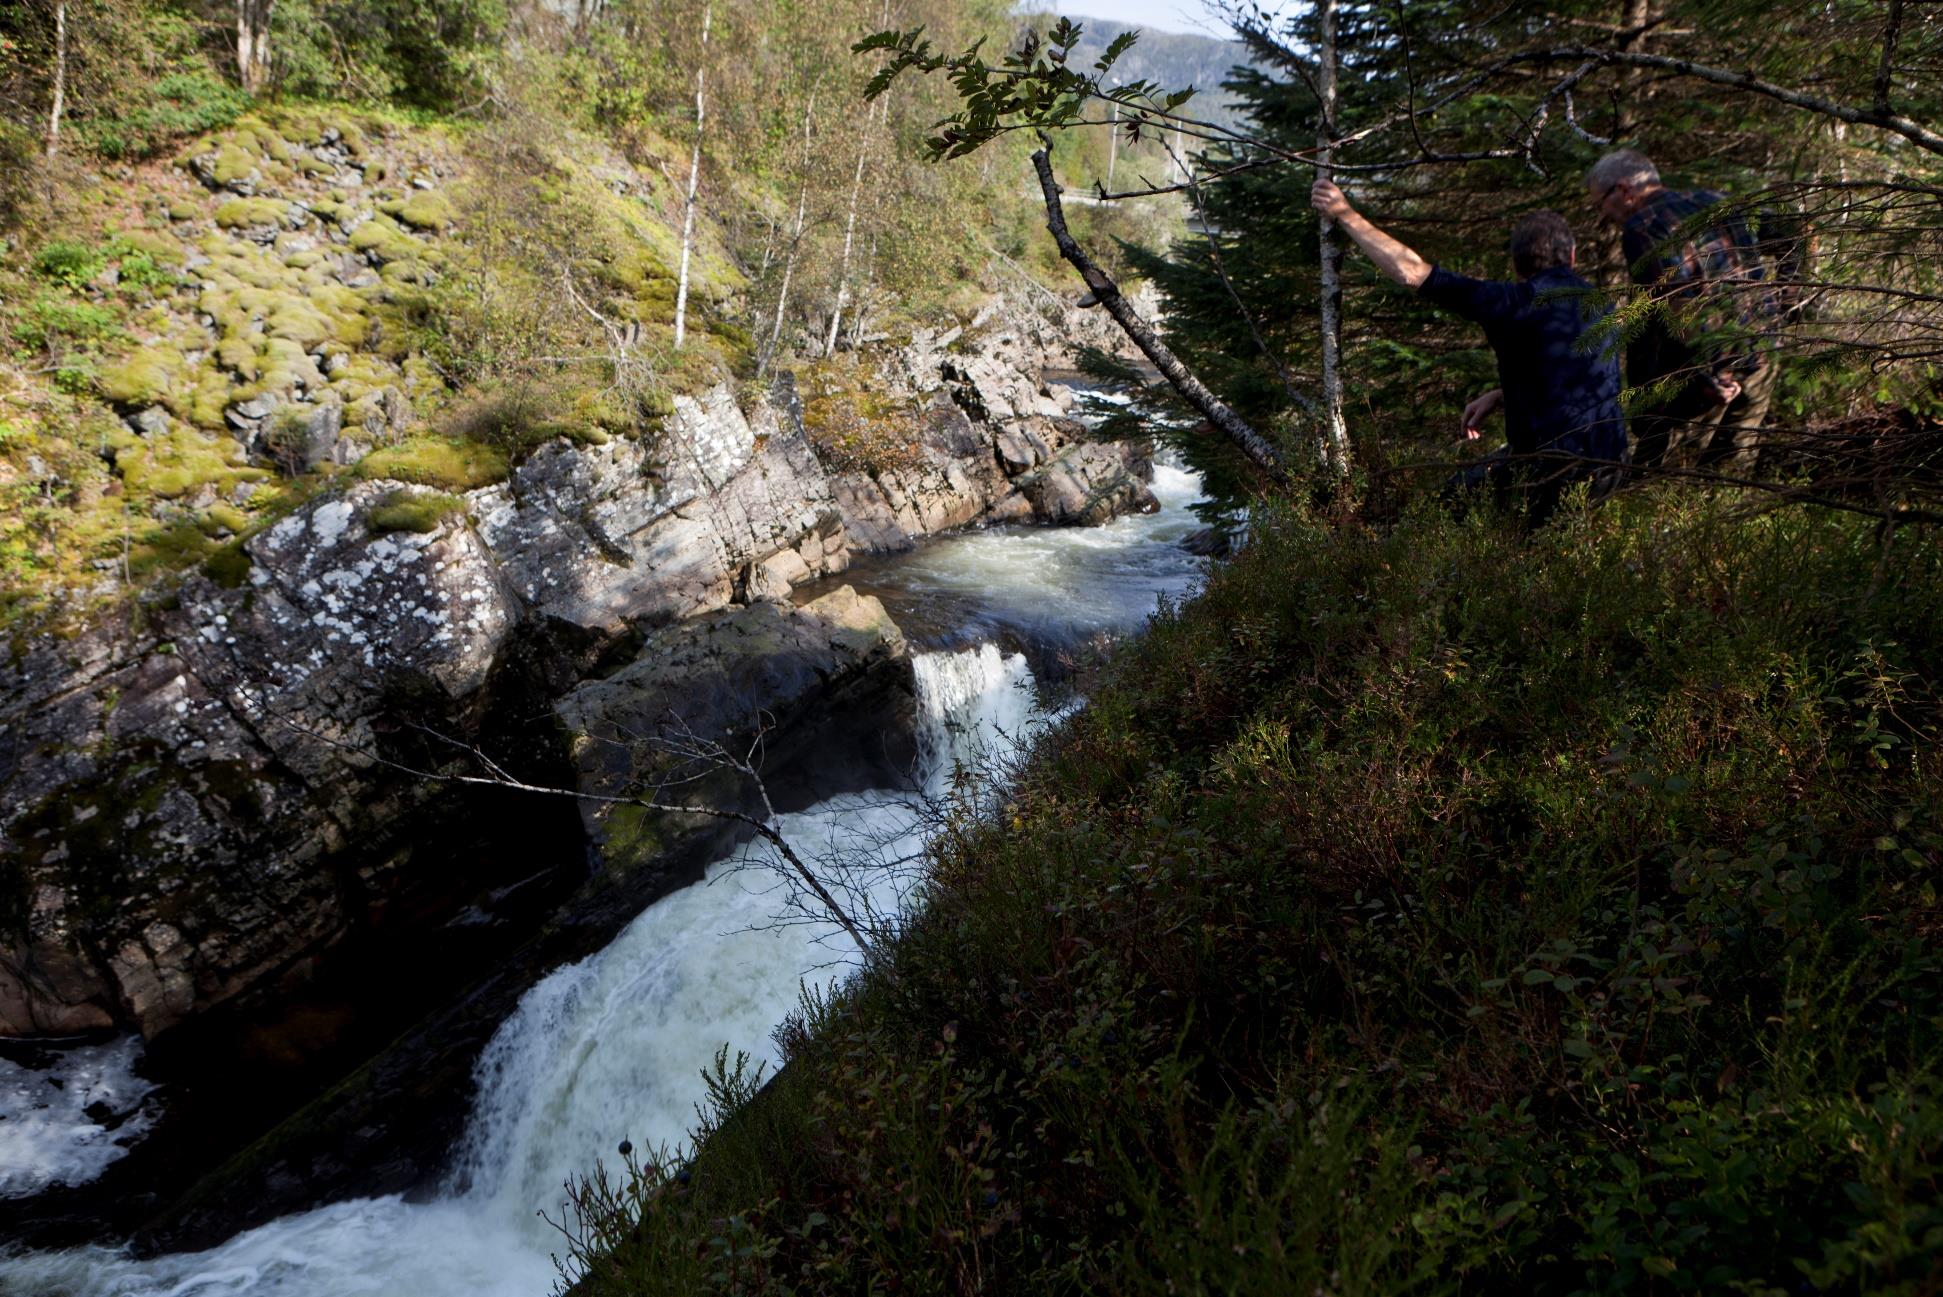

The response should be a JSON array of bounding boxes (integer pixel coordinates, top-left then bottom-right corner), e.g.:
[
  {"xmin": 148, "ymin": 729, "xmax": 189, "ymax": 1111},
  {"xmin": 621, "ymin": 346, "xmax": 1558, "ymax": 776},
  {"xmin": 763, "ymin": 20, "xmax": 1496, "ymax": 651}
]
[{"xmin": 1588, "ymin": 148, "xmax": 1800, "ymax": 475}]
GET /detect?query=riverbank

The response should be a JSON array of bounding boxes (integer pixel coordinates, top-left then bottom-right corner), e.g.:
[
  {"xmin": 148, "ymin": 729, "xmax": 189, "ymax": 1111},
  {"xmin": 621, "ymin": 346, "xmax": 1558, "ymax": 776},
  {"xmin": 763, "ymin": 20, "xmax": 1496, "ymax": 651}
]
[
  {"xmin": 559, "ymin": 486, "xmax": 1943, "ymax": 1294},
  {"xmin": 0, "ymin": 429, "xmax": 1214, "ymax": 1296}
]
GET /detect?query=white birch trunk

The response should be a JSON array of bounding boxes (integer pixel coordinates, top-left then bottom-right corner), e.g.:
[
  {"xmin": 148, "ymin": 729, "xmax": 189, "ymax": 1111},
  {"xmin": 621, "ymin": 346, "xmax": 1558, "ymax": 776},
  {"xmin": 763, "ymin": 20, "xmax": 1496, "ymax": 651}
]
[
  {"xmin": 672, "ymin": 0, "xmax": 711, "ymax": 350},
  {"xmin": 45, "ymin": 0, "xmax": 67, "ymax": 159},
  {"xmin": 1106, "ymin": 102, "xmax": 1118, "ymax": 192},
  {"xmin": 236, "ymin": 0, "xmax": 272, "ymax": 94},
  {"xmin": 824, "ymin": 95, "xmax": 883, "ymax": 358},
  {"xmin": 760, "ymin": 93, "xmax": 815, "ymax": 380},
  {"xmin": 1315, "ymin": 0, "xmax": 1350, "ymax": 475}
]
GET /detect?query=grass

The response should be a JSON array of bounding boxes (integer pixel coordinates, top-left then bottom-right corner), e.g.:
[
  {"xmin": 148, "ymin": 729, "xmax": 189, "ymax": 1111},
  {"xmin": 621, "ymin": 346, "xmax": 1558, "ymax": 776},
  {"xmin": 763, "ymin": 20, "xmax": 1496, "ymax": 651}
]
[{"xmin": 558, "ymin": 487, "xmax": 1943, "ymax": 1295}]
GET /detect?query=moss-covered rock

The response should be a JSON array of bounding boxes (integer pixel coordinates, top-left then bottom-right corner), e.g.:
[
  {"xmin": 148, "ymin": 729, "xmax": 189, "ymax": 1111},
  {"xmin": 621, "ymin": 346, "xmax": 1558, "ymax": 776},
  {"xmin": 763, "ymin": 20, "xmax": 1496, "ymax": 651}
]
[
  {"xmin": 215, "ymin": 197, "xmax": 295, "ymax": 231},
  {"xmin": 356, "ymin": 437, "xmax": 508, "ymax": 491},
  {"xmin": 111, "ymin": 425, "xmax": 267, "ymax": 499},
  {"xmin": 98, "ymin": 346, "xmax": 184, "ymax": 407},
  {"xmin": 210, "ymin": 142, "xmax": 258, "ymax": 187},
  {"xmin": 349, "ymin": 216, "xmax": 424, "ymax": 264},
  {"xmin": 366, "ymin": 487, "xmax": 463, "ymax": 534},
  {"xmin": 394, "ymin": 190, "xmax": 455, "ymax": 232}
]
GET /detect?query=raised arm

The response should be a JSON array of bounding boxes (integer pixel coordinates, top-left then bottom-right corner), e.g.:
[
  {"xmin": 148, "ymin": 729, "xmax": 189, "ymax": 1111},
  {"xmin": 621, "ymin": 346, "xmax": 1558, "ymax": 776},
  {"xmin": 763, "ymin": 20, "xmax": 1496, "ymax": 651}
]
[{"xmin": 1310, "ymin": 180, "xmax": 1432, "ymax": 290}]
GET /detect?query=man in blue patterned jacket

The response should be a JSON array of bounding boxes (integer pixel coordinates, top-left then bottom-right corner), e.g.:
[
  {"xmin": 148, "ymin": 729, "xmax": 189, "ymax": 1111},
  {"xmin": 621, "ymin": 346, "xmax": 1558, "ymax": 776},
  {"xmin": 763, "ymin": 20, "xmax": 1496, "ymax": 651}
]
[
  {"xmin": 1312, "ymin": 179, "xmax": 1626, "ymax": 526},
  {"xmin": 1587, "ymin": 148, "xmax": 1803, "ymax": 475}
]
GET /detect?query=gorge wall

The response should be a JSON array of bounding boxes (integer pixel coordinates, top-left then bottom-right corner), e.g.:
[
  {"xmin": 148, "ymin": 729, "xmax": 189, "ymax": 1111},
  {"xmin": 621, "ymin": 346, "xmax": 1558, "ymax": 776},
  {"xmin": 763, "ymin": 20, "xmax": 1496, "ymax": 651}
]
[{"xmin": 0, "ymin": 292, "xmax": 1154, "ymax": 1045}]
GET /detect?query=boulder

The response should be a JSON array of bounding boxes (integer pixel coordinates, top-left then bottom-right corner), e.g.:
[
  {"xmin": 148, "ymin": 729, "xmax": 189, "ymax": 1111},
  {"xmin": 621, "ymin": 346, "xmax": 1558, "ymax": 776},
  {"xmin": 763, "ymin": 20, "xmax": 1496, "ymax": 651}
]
[
  {"xmin": 556, "ymin": 586, "xmax": 917, "ymax": 874},
  {"xmin": 1016, "ymin": 440, "xmax": 1159, "ymax": 527}
]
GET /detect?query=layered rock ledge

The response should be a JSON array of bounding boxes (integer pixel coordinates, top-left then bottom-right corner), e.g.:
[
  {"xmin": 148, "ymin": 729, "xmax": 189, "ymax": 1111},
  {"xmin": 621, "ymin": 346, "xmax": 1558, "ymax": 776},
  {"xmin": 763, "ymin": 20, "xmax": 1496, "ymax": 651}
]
[{"xmin": 0, "ymin": 291, "xmax": 1157, "ymax": 1249}]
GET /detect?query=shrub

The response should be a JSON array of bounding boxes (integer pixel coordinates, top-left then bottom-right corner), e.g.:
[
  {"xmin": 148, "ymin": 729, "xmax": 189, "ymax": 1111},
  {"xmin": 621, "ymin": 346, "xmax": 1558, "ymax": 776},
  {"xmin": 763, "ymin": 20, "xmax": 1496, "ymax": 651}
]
[
  {"xmin": 12, "ymin": 297, "xmax": 122, "ymax": 352},
  {"xmin": 560, "ymin": 490, "xmax": 1943, "ymax": 1295},
  {"xmin": 33, "ymin": 241, "xmax": 106, "ymax": 290},
  {"xmin": 84, "ymin": 73, "xmax": 247, "ymax": 161}
]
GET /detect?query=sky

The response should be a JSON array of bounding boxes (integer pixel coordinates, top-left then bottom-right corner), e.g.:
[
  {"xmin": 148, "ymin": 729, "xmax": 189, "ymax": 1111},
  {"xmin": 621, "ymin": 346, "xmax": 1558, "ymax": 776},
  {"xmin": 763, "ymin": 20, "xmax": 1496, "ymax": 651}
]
[{"xmin": 1053, "ymin": 1, "xmax": 1236, "ymax": 39}]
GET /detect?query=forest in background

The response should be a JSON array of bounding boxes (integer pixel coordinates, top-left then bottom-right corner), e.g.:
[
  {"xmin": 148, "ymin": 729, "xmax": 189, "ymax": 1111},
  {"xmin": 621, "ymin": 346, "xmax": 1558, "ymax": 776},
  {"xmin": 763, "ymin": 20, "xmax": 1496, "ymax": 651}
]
[{"xmin": 0, "ymin": 0, "xmax": 1187, "ymax": 630}]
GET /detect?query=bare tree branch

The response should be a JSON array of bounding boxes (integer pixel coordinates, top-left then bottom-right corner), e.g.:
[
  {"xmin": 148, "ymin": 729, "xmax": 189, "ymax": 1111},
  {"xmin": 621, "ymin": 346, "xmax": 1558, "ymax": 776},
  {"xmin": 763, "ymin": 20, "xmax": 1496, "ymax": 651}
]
[{"xmin": 1028, "ymin": 143, "xmax": 1289, "ymax": 485}]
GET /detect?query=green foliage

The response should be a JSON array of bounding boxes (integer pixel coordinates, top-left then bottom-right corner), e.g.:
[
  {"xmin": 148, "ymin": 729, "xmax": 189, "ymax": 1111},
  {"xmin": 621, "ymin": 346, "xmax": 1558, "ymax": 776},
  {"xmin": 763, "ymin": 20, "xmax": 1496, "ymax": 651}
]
[
  {"xmin": 856, "ymin": 18, "xmax": 1192, "ymax": 161},
  {"xmin": 84, "ymin": 73, "xmax": 247, "ymax": 160},
  {"xmin": 268, "ymin": 0, "xmax": 506, "ymax": 110},
  {"xmin": 33, "ymin": 241, "xmax": 107, "ymax": 290},
  {"xmin": 12, "ymin": 297, "xmax": 122, "ymax": 352},
  {"xmin": 563, "ymin": 491, "xmax": 1943, "ymax": 1295}
]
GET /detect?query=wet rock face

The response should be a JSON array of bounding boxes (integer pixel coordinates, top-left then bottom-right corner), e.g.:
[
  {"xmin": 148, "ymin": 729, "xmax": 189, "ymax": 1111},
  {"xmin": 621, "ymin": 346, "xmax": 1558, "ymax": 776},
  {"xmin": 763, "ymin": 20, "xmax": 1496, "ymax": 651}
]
[
  {"xmin": 0, "ymin": 384, "xmax": 851, "ymax": 1042},
  {"xmin": 557, "ymin": 585, "xmax": 918, "ymax": 879}
]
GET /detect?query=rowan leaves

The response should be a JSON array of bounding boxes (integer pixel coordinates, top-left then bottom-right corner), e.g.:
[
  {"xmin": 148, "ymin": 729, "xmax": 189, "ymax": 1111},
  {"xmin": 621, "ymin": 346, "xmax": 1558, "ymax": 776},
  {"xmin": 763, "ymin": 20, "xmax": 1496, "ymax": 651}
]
[{"xmin": 852, "ymin": 19, "xmax": 1196, "ymax": 162}]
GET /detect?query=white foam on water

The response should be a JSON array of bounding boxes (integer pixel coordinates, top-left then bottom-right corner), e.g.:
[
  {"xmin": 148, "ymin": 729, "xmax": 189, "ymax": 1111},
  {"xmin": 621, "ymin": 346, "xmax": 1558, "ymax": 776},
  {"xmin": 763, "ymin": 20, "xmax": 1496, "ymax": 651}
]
[
  {"xmin": 0, "ymin": 644, "xmax": 1047, "ymax": 1297},
  {"xmin": 862, "ymin": 453, "xmax": 1210, "ymax": 645},
  {"xmin": 0, "ymin": 1036, "xmax": 157, "ymax": 1199}
]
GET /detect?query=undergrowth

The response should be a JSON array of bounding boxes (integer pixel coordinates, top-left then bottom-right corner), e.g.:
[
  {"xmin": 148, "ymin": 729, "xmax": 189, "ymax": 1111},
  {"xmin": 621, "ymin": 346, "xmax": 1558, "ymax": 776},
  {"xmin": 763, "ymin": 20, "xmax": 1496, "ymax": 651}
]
[{"xmin": 558, "ymin": 488, "xmax": 1943, "ymax": 1295}]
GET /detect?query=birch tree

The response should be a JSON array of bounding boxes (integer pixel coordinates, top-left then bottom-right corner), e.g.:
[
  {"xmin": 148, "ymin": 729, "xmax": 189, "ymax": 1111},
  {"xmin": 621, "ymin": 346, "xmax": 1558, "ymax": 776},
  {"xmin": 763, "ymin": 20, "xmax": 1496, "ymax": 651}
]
[
  {"xmin": 824, "ymin": 92, "xmax": 884, "ymax": 357},
  {"xmin": 671, "ymin": 0, "xmax": 711, "ymax": 350},
  {"xmin": 759, "ymin": 92, "xmax": 815, "ymax": 379},
  {"xmin": 1313, "ymin": 0, "xmax": 1349, "ymax": 475},
  {"xmin": 236, "ymin": 0, "xmax": 272, "ymax": 94},
  {"xmin": 43, "ymin": 0, "xmax": 65, "ymax": 158}
]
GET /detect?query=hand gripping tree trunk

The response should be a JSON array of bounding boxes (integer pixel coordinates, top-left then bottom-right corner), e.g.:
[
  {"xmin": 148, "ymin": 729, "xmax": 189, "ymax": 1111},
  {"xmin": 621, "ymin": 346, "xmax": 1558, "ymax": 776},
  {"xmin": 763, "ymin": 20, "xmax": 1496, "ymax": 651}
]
[
  {"xmin": 236, "ymin": 0, "xmax": 273, "ymax": 94},
  {"xmin": 44, "ymin": 0, "xmax": 67, "ymax": 159},
  {"xmin": 1314, "ymin": 0, "xmax": 1351, "ymax": 476},
  {"xmin": 672, "ymin": 0, "xmax": 712, "ymax": 350},
  {"xmin": 1030, "ymin": 147, "xmax": 1288, "ymax": 486}
]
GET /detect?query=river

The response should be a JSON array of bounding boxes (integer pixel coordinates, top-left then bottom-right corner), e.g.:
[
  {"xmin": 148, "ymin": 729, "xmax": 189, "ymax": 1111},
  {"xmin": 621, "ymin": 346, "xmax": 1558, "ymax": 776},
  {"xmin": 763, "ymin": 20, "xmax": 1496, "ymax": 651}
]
[{"xmin": 0, "ymin": 458, "xmax": 1207, "ymax": 1297}]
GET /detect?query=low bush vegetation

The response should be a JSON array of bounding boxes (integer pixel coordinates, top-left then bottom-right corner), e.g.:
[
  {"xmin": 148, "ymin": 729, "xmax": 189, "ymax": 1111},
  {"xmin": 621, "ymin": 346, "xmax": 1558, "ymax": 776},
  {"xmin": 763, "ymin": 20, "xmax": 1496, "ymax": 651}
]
[{"xmin": 560, "ymin": 488, "xmax": 1943, "ymax": 1295}]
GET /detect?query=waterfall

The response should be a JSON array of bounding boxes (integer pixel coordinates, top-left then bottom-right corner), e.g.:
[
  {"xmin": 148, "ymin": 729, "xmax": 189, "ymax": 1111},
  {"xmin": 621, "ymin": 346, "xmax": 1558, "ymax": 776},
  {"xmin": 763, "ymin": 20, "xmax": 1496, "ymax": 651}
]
[
  {"xmin": 0, "ymin": 645, "xmax": 1046, "ymax": 1297},
  {"xmin": 0, "ymin": 442, "xmax": 1208, "ymax": 1297}
]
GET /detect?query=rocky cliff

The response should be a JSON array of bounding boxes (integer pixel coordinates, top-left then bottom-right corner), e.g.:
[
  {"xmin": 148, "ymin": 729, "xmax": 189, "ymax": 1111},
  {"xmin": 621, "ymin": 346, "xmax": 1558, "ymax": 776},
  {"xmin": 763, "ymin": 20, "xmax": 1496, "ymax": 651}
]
[{"xmin": 1, "ymin": 288, "xmax": 1151, "ymax": 1046}]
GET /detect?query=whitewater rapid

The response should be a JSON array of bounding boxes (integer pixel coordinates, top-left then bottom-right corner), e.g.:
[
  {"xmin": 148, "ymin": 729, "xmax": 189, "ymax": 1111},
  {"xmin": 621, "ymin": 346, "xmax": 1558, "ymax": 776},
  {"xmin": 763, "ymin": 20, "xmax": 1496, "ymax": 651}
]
[{"xmin": 0, "ymin": 453, "xmax": 1207, "ymax": 1297}]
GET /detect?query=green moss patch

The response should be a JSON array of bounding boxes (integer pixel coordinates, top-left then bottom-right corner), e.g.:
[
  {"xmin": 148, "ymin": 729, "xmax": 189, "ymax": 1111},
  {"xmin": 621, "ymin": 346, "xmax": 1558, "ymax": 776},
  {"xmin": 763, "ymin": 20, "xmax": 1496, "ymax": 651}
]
[
  {"xmin": 366, "ymin": 488, "xmax": 463, "ymax": 534},
  {"xmin": 97, "ymin": 346, "xmax": 185, "ymax": 408},
  {"xmin": 357, "ymin": 436, "xmax": 508, "ymax": 491},
  {"xmin": 349, "ymin": 215, "xmax": 425, "ymax": 264},
  {"xmin": 210, "ymin": 142, "xmax": 258, "ymax": 186},
  {"xmin": 215, "ymin": 197, "xmax": 296, "ymax": 230},
  {"xmin": 394, "ymin": 190, "xmax": 456, "ymax": 232},
  {"xmin": 201, "ymin": 539, "xmax": 252, "ymax": 587}
]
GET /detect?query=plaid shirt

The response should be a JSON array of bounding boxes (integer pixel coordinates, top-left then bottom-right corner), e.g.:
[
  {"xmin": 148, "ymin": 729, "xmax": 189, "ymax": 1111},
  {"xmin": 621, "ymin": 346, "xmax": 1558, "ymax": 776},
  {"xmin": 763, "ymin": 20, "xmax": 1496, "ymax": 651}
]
[{"xmin": 1623, "ymin": 188, "xmax": 1793, "ymax": 385}]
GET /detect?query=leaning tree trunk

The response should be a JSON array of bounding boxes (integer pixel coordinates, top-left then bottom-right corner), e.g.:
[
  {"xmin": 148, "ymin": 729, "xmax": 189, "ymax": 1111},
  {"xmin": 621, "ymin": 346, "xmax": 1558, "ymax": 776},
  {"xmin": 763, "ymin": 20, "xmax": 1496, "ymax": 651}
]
[
  {"xmin": 1314, "ymin": 0, "xmax": 1351, "ymax": 476},
  {"xmin": 44, "ymin": 0, "xmax": 67, "ymax": 159},
  {"xmin": 672, "ymin": 0, "xmax": 711, "ymax": 349},
  {"xmin": 236, "ymin": 0, "xmax": 273, "ymax": 94},
  {"xmin": 1030, "ymin": 147, "xmax": 1288, "ymax": 486}
]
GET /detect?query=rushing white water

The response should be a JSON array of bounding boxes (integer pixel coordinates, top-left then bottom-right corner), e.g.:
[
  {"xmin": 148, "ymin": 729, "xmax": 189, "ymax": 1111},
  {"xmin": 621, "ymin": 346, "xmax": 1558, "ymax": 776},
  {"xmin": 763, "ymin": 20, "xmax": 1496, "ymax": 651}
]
[
  {"xmin": 856, "ymin": 461, "xmax": 1208, "ymax": 647},
  {"xmin": 0, "ymin": 452, "xmax": 1207, "ymax": 1297},
  {"xmin": 0, "ymin": 646, "xmax": 1044, "ymax": 1297},
  {"xmin": 0, "ymin": 1037, "xmax": 157, "ymax": 1199}
]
